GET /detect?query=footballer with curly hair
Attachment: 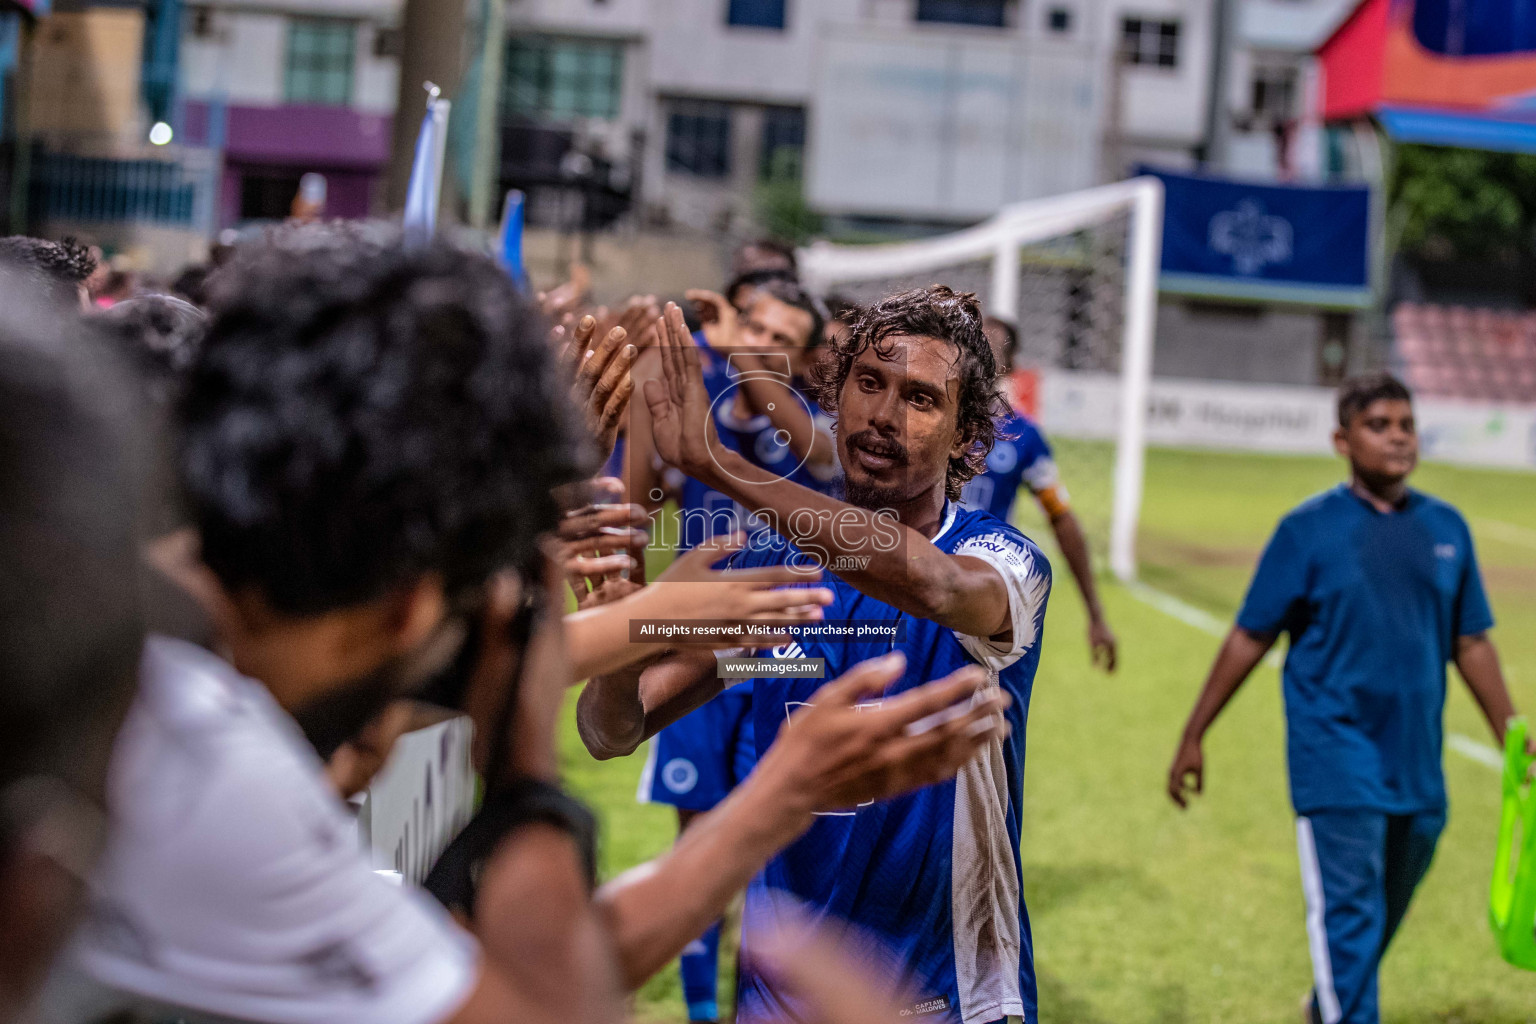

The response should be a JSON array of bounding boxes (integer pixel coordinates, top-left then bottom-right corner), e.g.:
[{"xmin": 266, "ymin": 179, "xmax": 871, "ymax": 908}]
[{"xmin": 580, "ymin": 285, "xmax": 1053, "ymax": 1024}]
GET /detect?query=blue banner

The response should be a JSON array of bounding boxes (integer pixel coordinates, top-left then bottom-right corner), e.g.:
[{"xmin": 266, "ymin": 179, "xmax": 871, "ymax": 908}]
[{"xmin": 1139, "ymin": 167, "xmax": 1372, "ymax": 308}]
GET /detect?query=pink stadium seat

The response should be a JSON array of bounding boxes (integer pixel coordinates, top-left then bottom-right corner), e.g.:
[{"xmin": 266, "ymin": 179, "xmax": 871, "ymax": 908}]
[{"xmin": 1391, "ymin": 301, "xmax": 1536, "ymax": 402}]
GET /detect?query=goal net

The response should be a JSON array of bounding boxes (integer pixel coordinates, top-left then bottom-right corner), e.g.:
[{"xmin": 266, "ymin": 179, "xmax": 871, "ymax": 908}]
[{"xmin": 799, "ymin": 178, "xmax": 1164, "ymax": 582}]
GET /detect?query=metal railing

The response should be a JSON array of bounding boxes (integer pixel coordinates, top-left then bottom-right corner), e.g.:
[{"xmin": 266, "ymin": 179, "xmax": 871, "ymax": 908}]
[{"xmin": 30, "ymin": 148, "xmax": 218, "ymax": 233}]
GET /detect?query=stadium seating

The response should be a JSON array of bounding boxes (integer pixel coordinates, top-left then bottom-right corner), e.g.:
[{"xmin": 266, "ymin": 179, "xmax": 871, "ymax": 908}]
[{"xmin": 1393, "ymin": 302, "xmax": 1536, "ymax": 404}]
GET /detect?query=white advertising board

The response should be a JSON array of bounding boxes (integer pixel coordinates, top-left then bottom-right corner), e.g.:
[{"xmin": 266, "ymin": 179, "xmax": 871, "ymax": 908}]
[{"xmin": 1041, "ymin": 370, "xmax": 1536, "ymax": 470}]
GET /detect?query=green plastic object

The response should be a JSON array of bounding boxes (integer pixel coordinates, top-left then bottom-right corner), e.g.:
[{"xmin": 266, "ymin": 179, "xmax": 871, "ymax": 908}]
[{"xmin": 1490, "ymin": 717, "xmax": 1536, "ymax": 971}]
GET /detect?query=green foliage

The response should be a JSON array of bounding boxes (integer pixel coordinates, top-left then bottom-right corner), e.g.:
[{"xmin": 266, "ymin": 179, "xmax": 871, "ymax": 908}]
[
  {"xmin": 1391, "ymin": 143, "xmax": 1536, "ymax": 262},
  {"xmin": 753, "ymin": 148, "xmax": 822, "ymax": 246}
]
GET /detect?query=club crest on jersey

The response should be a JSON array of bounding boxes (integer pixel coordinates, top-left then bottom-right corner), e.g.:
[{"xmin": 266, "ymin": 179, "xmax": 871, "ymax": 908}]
[
  {"xmin": 661, "ymin": 757, "xmax": 699, "ymax": 794},
  {"xmin": 771, "ymin": 640, "xmax": 807, "ymax": 660}
]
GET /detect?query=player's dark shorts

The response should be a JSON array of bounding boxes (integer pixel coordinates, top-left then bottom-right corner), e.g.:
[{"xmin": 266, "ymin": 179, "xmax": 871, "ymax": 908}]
[{"xmin": 639, "ymin": 686, "xmax": 755, "ymax": 813}]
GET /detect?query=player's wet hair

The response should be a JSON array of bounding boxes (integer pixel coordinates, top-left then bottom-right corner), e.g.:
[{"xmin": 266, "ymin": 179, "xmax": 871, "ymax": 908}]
[
  {"xmin": 749, "ymin": 276, "xmax": 827, "ymax": 351},
  {"xmin": 823, "ymin": 293, "xmax": 861, "ymax": 324},
  {"xmin": 178, "ymin": 227, "xmax": 590, "ymax": 617},
  {"xmin": 0, "ymin": 235, "xmax": 96, "ymax": 309},
  {"xmin": 0, "ymin": 269, "xmax": 145, "ymax": 854},
  {"xmin": 808, "ymin": 284, "xmax": 1008, "ymax": 500},
  {"xmin": 1337, "ymin": 372, "xmax": 1412, "ymax": 429}
]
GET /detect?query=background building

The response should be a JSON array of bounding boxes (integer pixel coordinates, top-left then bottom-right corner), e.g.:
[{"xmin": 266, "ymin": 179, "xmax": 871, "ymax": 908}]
[
  {"xmin": 178, "ymin": 0, "xmax": 401, "ymax": 224},
  {"xmin": 501, "ymin": 0, "xmax": 1220, "ymax": 235}
]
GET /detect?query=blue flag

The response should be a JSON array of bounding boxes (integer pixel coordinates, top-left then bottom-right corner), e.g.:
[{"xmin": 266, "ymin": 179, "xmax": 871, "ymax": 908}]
[
  {"xmin": 403, "ymin": 84, "xmax": 451, "ymax": 249},
  {"xmin": 497, "ymin": 189, "xmax": 527, "ymax": 288}
]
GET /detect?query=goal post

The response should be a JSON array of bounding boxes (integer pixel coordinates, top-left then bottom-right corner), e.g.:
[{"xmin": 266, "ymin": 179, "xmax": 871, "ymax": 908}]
[{"xmin": 799, "ymin": 176, "xmax": 1165, "ymax": 582}]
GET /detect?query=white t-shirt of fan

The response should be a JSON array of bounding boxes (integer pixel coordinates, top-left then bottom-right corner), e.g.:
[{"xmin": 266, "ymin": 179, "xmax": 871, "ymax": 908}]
[{"xmin": 47, "ymin": 635, "xmax": 479, "ymax": 1024}]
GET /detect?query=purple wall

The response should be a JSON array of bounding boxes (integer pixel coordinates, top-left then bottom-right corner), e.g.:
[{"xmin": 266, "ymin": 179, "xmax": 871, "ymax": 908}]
[
  {"xmin": 184, "ymin": 101, "xmax": 393, "ymax": 226},
  {"xmin": 184, "ymin": 101, "xmax": 392, "ymax": 167}
]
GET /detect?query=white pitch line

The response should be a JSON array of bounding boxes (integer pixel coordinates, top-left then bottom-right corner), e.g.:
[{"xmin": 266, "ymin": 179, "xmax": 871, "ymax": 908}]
[
  {"xmin": 1124, "ymin": 580, "xmax": 1500, "ymax": 772},
  {"xmin": 1124, "ymin": 581, "xmax": 1281, "ymax": 668},
  {"xmin": 1447, "ymin": 733, "xmax": 1504, "ymax": 771},
  {"xmin": 1474, "ymin": 517, "xmax": 1536, "ymax": 551}
]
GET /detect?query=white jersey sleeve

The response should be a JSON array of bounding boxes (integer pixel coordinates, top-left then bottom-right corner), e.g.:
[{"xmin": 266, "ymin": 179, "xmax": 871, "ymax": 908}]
[
  {"xmin": 46, "ymin": 637, "xmax": 479, "ymax": 1024},
  {"xmin": 951, "ymin": 532, "xmax": 1052, "ymax": 671}
]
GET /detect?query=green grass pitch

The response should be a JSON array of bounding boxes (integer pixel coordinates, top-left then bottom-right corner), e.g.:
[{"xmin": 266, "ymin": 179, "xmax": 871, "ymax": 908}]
[{"xmin": 558, "ymin": 444, "xmax": 1536, "ymax": 1023}]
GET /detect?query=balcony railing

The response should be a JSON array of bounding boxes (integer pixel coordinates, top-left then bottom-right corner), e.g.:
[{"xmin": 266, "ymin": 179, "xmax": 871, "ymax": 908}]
[{"xmin": 30, "ymin": 148, "xmax": 218, "ymax": 233}]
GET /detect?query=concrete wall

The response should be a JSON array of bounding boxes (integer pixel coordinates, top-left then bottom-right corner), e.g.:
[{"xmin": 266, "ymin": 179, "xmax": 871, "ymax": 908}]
[
  {"xmin": 27, "ymin": 8, "xmax": 147, "ymax": 147},
  {"xmin": 1153, "ymin": 297, "xmax": 1325, "ymax": 386}
]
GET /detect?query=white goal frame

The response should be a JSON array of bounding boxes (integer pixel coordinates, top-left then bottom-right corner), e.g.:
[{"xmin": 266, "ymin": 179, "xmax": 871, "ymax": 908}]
[{"xmin": 799, "ymin": 177, "xmax": 1165, "ymax": 582}]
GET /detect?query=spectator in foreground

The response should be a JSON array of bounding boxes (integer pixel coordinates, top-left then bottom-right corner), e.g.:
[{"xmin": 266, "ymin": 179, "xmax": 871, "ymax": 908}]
[
  {"xmin": 44, "ymin": 232, "xmax": 1003, "ymax": 1024},
  {"xmin": 0, "ymin": 272, "xmax": 146, "ymax": 1022}
]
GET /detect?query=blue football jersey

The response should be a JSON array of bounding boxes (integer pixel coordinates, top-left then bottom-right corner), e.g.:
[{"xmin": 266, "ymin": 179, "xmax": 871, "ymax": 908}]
[
  {"xmin": 958, "ymin": 412, "xmax": 1062, "ymax": 524},
  {"xmin": 730, "ymin": 504, "xmax": 1052, "ymax": 1024}
]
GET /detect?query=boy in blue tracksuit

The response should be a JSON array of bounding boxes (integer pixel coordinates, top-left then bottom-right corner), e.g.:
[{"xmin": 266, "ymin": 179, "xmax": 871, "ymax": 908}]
[{"xmin": 1168, "ymin": 373, "xmax": 1527, "ymax": 1024}]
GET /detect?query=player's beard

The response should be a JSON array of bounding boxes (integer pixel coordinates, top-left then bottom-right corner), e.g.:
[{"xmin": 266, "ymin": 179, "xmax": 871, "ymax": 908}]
[{"xmin": 842, "ymin": 428, "xmax": 910, "ymax": 511}]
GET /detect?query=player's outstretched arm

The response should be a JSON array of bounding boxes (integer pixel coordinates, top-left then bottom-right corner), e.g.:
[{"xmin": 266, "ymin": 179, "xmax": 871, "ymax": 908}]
[
  {"xmin": 591, "ymin": 653, "xmax": 1010, "ymax": 990},
  {"xmin": 1168, "ymin": 625, "xmax": 1275, "ymax": 808},
  {"xmin": 1044, "ymin": 508, "xmax": 1117, "ymax": 671},
  {"xmin": 1453, "ymin": 632, "xmax": 1531, "ymax": 751},
  {"xmin": 644, "ymin": 302, "xmax": 1013, "ymax": 640}
]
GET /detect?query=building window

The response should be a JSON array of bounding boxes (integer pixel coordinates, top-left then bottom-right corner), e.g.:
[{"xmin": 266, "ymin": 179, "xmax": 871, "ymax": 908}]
[
  {"xmin": 1046, "ymin": 6, "xmax": 1071, "ymax": 32},
  {"xmin": 727, "ymin": 0, "xmax": 786, "ymax": 29},
  {"xmin": 1251, "ymin": 66, "xmax": 1297, "ymax": 124},
  {"xmin": 504, "ymin": 36, "xmax": 623, "ymax": 120},
  {"xmin": 916, "ymin": 0, "xmax": 1008, "ymax": 27},
  {"xmin": 667, "ymin": 101, "xmax": 732, "ymax": 178},
  {"xmin": 760, "ymin": 105, "xmax": 805, "ymax": 180},
  {"xmin": 373, "ymin": 26, "xmax": 403, "ymax": 59},
  {"xmin": 1120, "ymin": 17, "xmax": 1179, "ymax": 68},
  {"xmin": 285, "ymin": 18, "xmax": 355, "ymax": 106}
]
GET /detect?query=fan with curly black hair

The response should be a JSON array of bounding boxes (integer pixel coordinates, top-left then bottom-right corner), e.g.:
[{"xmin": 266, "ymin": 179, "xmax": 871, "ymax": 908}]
[
  {"xmin": 179, "ymin": 224, "xmax": 592, "ymax": 618},
  {"xmin": 0, "ymin": 235, "xmax": 97, "ymax": 310}
]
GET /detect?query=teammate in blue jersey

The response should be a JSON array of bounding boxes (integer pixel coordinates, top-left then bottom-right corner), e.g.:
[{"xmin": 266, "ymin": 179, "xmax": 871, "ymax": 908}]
[
  {"xmin": 1168, "ymin": 373, "xmax": 1529, "ymax": 1024},
  {"xmin": 582, "ymin": 287, "xmax": 1051, "ymax": 1024},
  {"xmin": 961, "ymin": 315, "xmax": 1116, "ymax": 671},
  {"xmin": 636, "ymin": 276, "xmax": 839, "ymax": 1024},
  {"xmin": 689, "ymin": 279, "xmax": 842, "ymax": 499}
]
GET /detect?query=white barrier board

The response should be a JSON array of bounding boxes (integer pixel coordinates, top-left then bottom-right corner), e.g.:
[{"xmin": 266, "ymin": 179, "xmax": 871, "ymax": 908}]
[
  {"xmin": 1041, "ymin": 370, "xmax": 1536, "ymax": 470},
  {"xmin": 355, "ymin": 716, "xmax": 476, "ymax": 886}
]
